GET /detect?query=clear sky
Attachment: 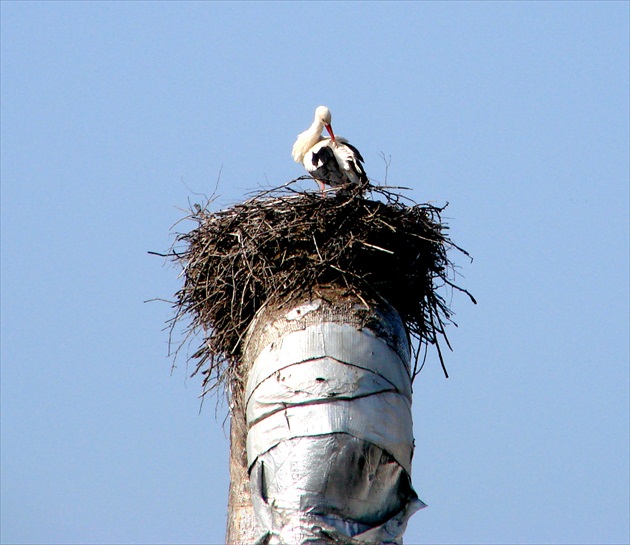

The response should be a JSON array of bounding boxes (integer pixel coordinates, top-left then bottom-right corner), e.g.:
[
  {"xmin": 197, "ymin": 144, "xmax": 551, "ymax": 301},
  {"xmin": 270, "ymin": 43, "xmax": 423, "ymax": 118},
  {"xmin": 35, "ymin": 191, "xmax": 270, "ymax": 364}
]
[{"xmin": 1, "ymin": 2, "xmax": 628, "ymax": 544}]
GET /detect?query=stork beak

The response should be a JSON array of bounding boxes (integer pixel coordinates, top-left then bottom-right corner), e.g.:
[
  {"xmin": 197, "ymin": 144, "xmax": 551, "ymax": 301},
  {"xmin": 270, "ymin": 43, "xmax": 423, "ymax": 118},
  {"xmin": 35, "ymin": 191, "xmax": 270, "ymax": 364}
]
[{"xmin": 325, "ymin": 124, "xmax": 336, "ymax": 143}]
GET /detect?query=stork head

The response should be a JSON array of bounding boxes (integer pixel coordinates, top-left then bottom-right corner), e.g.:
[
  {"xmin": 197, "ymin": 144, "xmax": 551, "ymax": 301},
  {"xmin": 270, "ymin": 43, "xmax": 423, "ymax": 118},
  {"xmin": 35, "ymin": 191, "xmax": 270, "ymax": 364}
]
[
  {"xmin": 315, "ymin": 105, "xmax": 335, "ymax": 142},
  {"xmin": 315, "ymin": 105, "xmax": 332, "ymax": 125}
]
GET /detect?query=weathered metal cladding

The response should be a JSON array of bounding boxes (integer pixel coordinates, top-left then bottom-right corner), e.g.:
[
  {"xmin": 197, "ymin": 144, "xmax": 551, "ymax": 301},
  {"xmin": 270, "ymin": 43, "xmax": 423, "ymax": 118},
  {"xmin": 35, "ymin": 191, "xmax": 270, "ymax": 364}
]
[{"xmin": 245, "ymin": 300, "xmax": 425, "ymax": 545}]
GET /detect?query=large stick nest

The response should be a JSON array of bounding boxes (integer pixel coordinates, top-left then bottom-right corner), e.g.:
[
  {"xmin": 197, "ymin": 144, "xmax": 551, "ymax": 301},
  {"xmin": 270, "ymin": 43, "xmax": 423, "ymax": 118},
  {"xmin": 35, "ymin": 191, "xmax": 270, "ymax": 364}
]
[{"xmin": 166, "ymin": 180, "xmax": 474, "ymax": 398}]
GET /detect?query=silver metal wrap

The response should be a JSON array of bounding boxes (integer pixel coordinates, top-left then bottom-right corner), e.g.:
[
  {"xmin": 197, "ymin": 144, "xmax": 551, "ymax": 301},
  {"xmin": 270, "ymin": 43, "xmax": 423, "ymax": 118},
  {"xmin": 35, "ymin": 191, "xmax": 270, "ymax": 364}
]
[{"xmin": 244, "ymin": 299, "xmax": 425, "ymax": 545}]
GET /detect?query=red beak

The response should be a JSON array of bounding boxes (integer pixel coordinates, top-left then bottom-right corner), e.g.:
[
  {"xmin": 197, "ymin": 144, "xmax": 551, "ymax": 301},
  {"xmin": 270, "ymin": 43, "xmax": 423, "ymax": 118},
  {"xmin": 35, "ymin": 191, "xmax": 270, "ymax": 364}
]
[{"xmin": 325, "ymin": 124, "xmax": 336, "ymax": 142}]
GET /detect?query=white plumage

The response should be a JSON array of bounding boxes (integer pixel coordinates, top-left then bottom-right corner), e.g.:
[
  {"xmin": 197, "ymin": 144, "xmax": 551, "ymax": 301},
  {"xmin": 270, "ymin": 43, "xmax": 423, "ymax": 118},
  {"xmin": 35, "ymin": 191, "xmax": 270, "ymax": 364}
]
[{"xmin": 292, "ymin": 106, "xmax": 368, "ymax": 193}]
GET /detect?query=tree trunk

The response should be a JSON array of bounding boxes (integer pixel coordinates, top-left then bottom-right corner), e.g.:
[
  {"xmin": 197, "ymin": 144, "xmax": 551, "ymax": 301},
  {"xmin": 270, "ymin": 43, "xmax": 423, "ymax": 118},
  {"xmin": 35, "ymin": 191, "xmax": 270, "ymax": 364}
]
[
  {"xmin": 225, "ymin": 289, "xmax": 423, "ymax": 545},
  {"xmin": 226, "ymin": 389, "xmax": 259, "ymax": 544}
]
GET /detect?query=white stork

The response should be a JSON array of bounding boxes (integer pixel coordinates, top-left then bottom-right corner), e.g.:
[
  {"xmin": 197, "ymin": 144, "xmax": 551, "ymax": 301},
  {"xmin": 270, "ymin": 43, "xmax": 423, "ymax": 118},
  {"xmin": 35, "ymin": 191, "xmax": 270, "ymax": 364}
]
[{"xmin": 292, "ymin": 105, "xmax": 368, "ymax": 194}]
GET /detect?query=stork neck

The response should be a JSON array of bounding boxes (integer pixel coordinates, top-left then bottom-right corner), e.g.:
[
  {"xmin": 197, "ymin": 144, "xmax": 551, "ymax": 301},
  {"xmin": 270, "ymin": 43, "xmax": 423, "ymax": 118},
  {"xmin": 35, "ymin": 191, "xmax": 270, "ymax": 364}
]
[
  {"xmin": 292, "ymin": 117, "xmax": 327, "ymax": 163},
  {"xmin": 309, "ymin": 117, "xmax": 324, "ymax": 138},
  {"xmin": 301, "ymin": 118, "xmax": 326, "ymax": 151}
]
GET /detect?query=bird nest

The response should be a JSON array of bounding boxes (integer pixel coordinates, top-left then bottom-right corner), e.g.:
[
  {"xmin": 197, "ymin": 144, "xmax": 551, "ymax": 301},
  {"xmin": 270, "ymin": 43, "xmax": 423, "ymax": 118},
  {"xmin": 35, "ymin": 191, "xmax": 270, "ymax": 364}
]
[{"xmin": 165, "ymin": 180, "xmax": 474, "ymax": 399}]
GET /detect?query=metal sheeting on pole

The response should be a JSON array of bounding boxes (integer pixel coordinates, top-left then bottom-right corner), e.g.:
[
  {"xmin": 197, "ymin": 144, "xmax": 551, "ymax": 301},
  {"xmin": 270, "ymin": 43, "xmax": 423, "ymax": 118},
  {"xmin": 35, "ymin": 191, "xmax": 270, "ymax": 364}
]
[{"xmin": 244, "ymin": 298, "xmax": 425, "ymax": 545}]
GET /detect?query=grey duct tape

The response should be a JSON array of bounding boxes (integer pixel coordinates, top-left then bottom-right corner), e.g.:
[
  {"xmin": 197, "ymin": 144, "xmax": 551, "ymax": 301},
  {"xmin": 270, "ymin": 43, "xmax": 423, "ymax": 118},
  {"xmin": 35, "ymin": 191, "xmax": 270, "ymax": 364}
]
[
  {"xmin": 245, "ymin": 317, "xmax": 423, "ymax": 544},
  {"xmin": 250, "ymin": 435, "xmax": 426, "ymax": 545},
  {"xmin": 245, "ymin": 322, "xmax": 413, "ymax": 409},
  {"xmin": 246, "ymin": 356, "xmax": 406, "ymax": 426},
  {"xmin": 247, "ymin": 391, "xmax": 414, "ymax": 475}
]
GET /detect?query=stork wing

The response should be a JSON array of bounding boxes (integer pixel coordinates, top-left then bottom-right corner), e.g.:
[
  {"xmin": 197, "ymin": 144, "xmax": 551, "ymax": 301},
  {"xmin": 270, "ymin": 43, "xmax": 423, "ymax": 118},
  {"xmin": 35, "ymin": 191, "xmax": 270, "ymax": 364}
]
[
  {"xmin": 303, "ymin": 140, "xmax": 347, "ymax": 187},
  {"xmin": 331, "ymin": 141, "xmax": 368, "ymax": 187}
]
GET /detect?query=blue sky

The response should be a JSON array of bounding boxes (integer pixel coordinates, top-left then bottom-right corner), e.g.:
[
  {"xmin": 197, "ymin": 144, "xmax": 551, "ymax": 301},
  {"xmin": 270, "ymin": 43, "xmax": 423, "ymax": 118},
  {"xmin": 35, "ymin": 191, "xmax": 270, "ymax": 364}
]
[{"xmin": 1, "ymin": 2, "xmax": 628, "ymax": 544}]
